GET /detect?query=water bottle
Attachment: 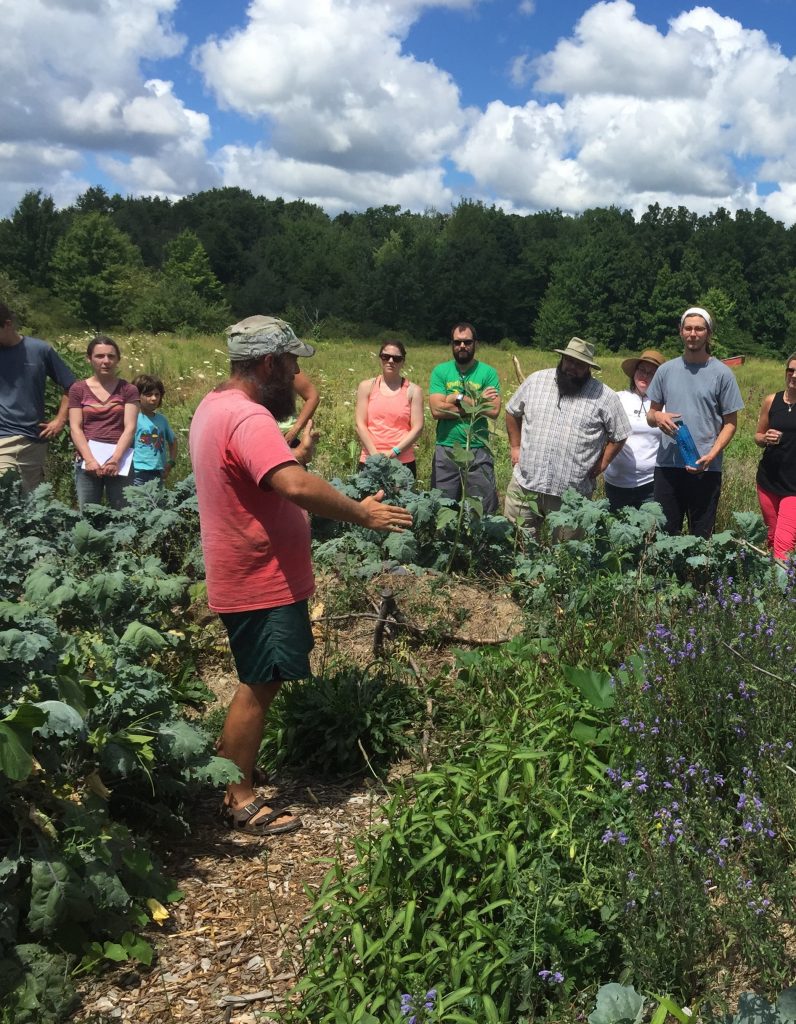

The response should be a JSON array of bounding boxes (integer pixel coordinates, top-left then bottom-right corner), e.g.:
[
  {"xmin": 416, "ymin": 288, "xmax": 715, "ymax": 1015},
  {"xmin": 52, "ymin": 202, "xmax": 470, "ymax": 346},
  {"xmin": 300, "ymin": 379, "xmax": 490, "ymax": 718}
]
[{"xmin": 674, "ymin": 420, "xmax": 700, "ymax": 468}]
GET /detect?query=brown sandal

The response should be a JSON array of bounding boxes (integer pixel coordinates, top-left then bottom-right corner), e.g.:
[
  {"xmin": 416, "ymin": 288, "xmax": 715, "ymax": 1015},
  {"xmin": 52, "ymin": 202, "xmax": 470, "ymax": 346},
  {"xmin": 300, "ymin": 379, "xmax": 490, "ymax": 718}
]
[{"xmin": 221, "ymin": 796, "xmax": 303, "ymax": 836}]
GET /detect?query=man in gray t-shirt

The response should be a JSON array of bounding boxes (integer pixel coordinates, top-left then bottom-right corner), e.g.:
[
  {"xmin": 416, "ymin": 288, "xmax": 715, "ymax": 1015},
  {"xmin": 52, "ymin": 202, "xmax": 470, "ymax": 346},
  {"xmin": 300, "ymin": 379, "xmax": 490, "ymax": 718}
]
[
  {"xmin": 647, "ymin": 306, "xmax": 744, "ymax": 537},
  {"xmin": 0, "ymin": 302, "xmax": 76, "ymax": 494}
]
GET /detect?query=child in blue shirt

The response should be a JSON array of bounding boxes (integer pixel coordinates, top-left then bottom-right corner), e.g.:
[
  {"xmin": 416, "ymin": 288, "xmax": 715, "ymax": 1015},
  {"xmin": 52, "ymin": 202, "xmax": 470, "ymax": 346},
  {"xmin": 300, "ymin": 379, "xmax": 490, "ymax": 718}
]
[{"xmin": 132, "ymin": 374, "xmax": 177, "ymax": 486}]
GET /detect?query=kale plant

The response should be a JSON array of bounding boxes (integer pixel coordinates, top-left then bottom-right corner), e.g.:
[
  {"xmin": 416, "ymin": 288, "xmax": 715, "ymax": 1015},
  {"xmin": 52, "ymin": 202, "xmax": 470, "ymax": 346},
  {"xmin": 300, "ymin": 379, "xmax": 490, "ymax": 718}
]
[
  {"xmin": 313, "ymin": 455, "xmax": 518, "ymax": 577},
  {"xmin": 0, "ymin": 470, "xmax": 233, "ymax": 1021}
]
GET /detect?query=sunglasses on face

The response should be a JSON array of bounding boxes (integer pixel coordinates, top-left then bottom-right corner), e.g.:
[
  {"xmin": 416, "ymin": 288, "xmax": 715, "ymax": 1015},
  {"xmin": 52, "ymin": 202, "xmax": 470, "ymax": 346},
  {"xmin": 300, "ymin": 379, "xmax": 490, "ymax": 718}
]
[
  {"xmin": 453, "ymin": 339, "xmax": 475, "ymax": 347},
  {"xmin": 380, "ymin": 353, "xmax": 404, "ymax": 363}
]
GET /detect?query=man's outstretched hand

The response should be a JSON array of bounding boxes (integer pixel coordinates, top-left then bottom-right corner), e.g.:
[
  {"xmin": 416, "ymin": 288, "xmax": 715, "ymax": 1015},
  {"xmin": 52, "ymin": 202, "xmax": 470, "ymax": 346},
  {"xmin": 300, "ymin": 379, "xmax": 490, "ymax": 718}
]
[{"xmin": 359, "ymin": 489, "xmax": 413, "ymax": 532}]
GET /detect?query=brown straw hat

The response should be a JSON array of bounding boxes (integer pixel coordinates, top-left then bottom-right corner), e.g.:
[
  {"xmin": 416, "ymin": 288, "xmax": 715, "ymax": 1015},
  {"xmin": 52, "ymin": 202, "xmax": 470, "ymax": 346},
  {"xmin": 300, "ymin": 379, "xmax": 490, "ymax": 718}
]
[{"xmin": 620, "ymin": 349, "xmax": 666, "ymax": 378}]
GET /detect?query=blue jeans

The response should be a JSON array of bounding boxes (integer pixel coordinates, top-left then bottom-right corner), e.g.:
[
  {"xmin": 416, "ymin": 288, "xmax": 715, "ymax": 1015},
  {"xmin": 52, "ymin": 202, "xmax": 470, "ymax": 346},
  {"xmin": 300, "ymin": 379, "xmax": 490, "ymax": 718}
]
[{"xmin": 75, "ymin": 465, "xmax": 132, "ymax": 510}]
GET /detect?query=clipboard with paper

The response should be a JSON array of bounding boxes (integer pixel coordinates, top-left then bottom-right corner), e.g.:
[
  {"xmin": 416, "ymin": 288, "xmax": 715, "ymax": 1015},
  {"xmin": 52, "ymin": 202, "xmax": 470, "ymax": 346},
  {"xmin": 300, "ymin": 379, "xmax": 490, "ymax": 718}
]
[{"xmin": 82, "ymin": 440, "xmax": 134, "ymax": 477}]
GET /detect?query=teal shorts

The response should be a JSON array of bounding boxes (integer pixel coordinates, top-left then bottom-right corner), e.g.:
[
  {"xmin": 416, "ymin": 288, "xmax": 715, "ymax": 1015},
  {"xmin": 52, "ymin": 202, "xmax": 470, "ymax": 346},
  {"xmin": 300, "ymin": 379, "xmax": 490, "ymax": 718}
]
[{"xmin": 220, "ymin": 599, "xmax": 314, "ymax": 684}]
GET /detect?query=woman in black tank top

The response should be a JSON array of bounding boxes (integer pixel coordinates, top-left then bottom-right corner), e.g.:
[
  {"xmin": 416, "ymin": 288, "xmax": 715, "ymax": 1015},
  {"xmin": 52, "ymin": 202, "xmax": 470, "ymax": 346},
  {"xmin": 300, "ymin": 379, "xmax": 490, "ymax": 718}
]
[{"xmin": 755, "ymin": 352, "xmax": 796, "ymax": 558}]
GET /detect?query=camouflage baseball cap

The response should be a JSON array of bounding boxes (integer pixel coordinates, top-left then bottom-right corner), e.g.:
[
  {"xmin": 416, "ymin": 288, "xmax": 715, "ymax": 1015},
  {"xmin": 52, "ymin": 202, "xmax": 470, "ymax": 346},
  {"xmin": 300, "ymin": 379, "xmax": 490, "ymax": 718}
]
[{"xmin": 225, "ymin": 315, "xmax": 316, "ymax": 361}]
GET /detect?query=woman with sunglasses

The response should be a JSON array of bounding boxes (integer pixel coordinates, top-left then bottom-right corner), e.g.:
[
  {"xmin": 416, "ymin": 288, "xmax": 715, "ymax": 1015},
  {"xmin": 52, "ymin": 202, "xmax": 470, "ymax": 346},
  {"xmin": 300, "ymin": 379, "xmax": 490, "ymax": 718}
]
[
  {"xmin": 355, "ymin": 341, "xmax": 424, "ymax": 476},
  {"xmin": 755, "ymin": 352, "xmax": 796, "ymax": 559},
  {"xmin": 603, "ymin": 348, "xmax": 665, "ymax": 511}
]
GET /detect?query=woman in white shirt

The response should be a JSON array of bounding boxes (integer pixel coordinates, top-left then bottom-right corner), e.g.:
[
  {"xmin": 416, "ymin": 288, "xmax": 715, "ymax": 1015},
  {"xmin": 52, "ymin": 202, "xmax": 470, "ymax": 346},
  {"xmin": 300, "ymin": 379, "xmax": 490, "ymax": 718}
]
[{"xmin": 604, "ymin": 349, "xmax": 665, "ymax": 511}]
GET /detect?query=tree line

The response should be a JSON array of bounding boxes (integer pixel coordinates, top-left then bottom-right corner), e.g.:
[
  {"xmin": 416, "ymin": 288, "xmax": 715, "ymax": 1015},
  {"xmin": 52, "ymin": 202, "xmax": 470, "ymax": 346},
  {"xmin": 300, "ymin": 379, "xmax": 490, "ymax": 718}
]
[{"xmin": 3, "ymin": 185, "xmax": 796, "ymax": 356}]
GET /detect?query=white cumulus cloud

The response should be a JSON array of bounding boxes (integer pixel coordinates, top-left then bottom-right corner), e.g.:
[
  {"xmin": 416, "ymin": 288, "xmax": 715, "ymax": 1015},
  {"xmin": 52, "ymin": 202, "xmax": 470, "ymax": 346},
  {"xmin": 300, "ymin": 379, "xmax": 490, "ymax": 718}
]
[
  {"xmin": 4, "ymin": 0, "xmax": 796, "ymax": 226},
  {"xmin": 213, "ymin": 144, "xmax": 455, "ymax": 216},
  {"xmin": 0, "ymin": 0, "xmax": 214, "ymax": 205},
  {"xmin": 195, "ymin": 0, "xmax": 468, "ymax": 176},
  {"xmin": 460, "ymin": 0, "xmax": 796, "ymax": 221}
]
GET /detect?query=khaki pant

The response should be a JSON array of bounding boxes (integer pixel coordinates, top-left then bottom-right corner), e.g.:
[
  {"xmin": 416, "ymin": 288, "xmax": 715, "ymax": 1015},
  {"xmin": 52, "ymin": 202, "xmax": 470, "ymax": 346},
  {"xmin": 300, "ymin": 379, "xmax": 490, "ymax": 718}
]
[
  {"xmin": 0, "ymin": 435, "xmax": 48, "ymax": 495},
  {"xmin": 503, "ymin": 477, "xmax": 582, "ymax": 543}
]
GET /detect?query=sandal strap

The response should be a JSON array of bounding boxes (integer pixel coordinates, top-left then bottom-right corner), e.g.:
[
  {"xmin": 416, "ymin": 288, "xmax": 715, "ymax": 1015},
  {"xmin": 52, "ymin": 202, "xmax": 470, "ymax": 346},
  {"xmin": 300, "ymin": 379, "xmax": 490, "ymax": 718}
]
[
  {"xmin": 223, "ymin": 795, "xmax": 268, "ymax": 825},
  {"xmin": 224, "ymin": 796, "xmax": 293, "ymax": 827},
  {"xmin": 236, "ymin": 796, "xmax": 269, "ymax": 819},
  {"xmin": 251, "ymin": 807, "xmax": 291, "ymax": 827}
]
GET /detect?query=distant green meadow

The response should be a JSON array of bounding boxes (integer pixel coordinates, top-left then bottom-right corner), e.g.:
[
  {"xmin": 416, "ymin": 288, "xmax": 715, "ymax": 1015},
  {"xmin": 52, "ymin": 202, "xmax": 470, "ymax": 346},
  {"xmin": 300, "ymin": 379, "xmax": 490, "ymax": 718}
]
[{"xmin": 58, "ymin": 332, "xmax": 784, "ymax": 531}]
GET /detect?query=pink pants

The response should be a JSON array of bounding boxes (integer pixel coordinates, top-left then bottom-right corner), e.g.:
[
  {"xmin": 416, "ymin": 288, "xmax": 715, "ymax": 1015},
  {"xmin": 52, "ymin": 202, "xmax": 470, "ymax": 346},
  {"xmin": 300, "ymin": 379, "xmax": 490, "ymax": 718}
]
[{"xmin": 756, "ymin": 486, "xmax": 796, "ymax": 559}]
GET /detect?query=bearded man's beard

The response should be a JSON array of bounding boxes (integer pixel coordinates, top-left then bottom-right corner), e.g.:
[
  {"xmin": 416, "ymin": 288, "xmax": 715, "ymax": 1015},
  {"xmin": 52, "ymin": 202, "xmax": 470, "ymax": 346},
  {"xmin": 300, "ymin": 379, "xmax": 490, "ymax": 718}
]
[
  {"xmin": 556, "ymin": 364, "xmax": 590, "ymax": 397},
  {"xmin": 259, "ymin": 381, "xmax": 297, "ymax": 421}
]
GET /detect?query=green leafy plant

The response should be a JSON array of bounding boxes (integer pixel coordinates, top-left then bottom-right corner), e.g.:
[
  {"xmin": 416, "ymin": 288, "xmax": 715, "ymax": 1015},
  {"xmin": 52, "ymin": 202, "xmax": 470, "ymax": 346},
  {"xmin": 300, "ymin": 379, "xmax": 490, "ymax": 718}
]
[
  {"xmin": 278, "ymin": 637, "xmax": 620, "ymax": 1023},
  {"xmin": 261, "ymin": 664, "xmax": 424, "ymax": 777},
  {"xmin": 604, "ymin": 576, "xmax": 796, "ymax": 997},
  {"xmin": 314, "ymin": 457, "xmax": 516, "ymax": 577},
  {"xmin": 588, "ymin": 983, "xmax": 645, "ymax": 1024},
  {"xmin": 440, "ymin": 385, "xmax": 497, "ymax": 573},
  {"xmin": 0, "ymin": 472, "xmax": 235, "ymax": 1021},
  {"xmin": 587, "ymin": 985, "xmax": 796, "ymax": 1024}
]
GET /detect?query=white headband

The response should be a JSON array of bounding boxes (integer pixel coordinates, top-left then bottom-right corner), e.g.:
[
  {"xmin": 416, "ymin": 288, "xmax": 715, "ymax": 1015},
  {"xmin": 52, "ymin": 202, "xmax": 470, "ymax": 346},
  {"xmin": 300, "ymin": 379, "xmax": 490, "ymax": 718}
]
[{"xmin": 680, "ymin": 307, "xmax": 713, "ymax": 331}]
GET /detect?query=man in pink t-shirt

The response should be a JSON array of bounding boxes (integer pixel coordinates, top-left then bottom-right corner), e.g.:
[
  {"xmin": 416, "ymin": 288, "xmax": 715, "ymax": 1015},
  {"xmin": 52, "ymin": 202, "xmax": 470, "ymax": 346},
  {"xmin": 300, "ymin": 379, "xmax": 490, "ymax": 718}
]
[{"xmin": 190, "ymin": 315, "xmax": 412, "ymax": 837}]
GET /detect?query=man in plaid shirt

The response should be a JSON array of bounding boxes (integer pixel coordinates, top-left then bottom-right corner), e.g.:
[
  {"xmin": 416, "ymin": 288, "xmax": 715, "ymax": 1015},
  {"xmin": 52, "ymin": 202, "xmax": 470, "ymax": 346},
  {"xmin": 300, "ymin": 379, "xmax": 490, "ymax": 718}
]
[{"xmin": 505, "ymin": 338, "xmax": 630, "ymax": 539}]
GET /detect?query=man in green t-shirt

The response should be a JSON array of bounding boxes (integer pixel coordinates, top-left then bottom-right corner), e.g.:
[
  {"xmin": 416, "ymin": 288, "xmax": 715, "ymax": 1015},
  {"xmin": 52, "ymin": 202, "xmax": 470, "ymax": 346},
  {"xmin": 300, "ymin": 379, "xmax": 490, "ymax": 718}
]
[{"xmin": 428, "ymin": 322, "xmax": 501, "ymax": 513}]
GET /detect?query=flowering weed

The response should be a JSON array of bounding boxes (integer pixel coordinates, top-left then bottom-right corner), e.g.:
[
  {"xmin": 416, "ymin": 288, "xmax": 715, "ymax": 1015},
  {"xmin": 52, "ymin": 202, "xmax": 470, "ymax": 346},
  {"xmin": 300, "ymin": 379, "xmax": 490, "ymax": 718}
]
[{"xmin": 607, "ymin": 577, "xmax": 796, "ymax": 996}]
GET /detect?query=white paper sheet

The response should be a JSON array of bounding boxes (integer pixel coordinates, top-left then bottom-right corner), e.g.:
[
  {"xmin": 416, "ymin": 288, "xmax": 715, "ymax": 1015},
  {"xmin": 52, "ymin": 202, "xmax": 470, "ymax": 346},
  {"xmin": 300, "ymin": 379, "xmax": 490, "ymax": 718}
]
[{"xmin": 82, "ymin": 440, "xmax": 134, "ymax": 477}]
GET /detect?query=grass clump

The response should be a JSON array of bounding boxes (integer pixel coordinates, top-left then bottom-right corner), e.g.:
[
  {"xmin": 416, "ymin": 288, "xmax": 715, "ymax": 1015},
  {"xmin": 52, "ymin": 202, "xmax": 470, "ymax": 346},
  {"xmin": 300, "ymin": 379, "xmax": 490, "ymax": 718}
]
[{"xmin": 261, "ymin": 663, "xmax": 424, "ymax": 778}]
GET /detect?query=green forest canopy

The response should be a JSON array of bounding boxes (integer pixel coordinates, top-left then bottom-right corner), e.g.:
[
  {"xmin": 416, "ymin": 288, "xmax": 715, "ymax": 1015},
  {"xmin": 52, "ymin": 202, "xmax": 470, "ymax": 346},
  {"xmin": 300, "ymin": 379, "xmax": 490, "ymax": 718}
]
[{"xmin": 3, "ymin": 186, "xmax": 796, "ymax": 357}]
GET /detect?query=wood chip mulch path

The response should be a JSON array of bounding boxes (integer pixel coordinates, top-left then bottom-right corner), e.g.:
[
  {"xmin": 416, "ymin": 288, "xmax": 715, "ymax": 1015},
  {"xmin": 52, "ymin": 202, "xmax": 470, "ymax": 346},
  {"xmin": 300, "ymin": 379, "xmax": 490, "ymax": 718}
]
[{"xmin": 73, "ymin": 773, "xmax": 391, "ymax": 1024}]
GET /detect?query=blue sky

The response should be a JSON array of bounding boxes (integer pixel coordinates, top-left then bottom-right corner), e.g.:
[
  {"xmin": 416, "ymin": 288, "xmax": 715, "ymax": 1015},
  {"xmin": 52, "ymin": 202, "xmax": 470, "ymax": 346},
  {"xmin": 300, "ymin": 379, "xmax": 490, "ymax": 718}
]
[{"xmin": 3, "ymin": 1, "xmax": 796, "ymax": 222}]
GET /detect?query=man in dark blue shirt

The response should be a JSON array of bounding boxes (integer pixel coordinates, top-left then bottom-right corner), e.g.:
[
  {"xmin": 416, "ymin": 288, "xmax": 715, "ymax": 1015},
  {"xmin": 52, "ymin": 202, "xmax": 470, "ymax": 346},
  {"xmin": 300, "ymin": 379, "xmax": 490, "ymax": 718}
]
[{"xmin": 0, "ymin": 302, "xmax": 76, "ymax": 493}]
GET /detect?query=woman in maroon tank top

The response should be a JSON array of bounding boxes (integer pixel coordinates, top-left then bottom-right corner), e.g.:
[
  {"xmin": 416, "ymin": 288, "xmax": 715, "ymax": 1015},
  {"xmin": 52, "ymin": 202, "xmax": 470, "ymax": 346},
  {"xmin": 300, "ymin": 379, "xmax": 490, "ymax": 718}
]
[
  {"xmin": 68, "ymin": 336, "xmax": 139, "ymax": 510},
  {"xmin": 355, "ymin": 341, "xmax": 424, "ymax": 477},
  {"xmin": 755, "ymin": 351, "xmax": 796, "ymax": 558}
]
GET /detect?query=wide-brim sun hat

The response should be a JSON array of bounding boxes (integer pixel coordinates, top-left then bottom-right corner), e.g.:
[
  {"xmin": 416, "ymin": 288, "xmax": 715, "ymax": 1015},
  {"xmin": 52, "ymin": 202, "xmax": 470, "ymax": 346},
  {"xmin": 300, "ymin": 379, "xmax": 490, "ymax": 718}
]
[
  {"xmin": 620, "ymin": 348, "xmax": 666, "ymax": 378},
  {"xmin": 553, "ymin": 337, "xmax": 601, "ymax": 370},
  {"xmin": 225, "ymin": 315, "xmax": 316, "ymax": 361}
]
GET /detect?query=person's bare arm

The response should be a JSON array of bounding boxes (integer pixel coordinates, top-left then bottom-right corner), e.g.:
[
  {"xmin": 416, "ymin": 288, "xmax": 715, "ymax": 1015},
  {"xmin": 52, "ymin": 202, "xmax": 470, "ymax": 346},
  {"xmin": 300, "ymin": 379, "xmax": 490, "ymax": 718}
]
[
  {"xmin": 390, "ymin": 385, "xmax": 425, "ymax": 457},
  {"xmin": 164, "ymin": 437, "xmax": 178, "ymax": 477},
  {"xmin": 39, "ymin": 393, "xmax": 70, "ymax": 440},
  {"xmin": 102, "ymin": 402, "xmax": 139, "ymax": 476},
  {"xmin": 506, "ymin": 411, "xmax": 522, "ymax": 466},
  {"xmin": 479, "ymin": 386, "xmax": 501, "ymax": 419},
  {"xmin": 355, "ymin": 379, "xmax": 379, "ymax": 455},
  {"xmin": 264, "ymin": 462, "xmax": 413, "ymax": 531},
  {"xmin": 451, "ymin": 386, "xmax": 501, "ymax": 420},
  {"xmin": 692, "ymin": 413, "xmax": 737, "ymax": 472},
  {"xmin": 69, "ymin": 406, "xmax": 101, "ymax": 474},
  {"xmin": 755, "ymin": 394, "xmax": 777, "ymax": 448},
  {"xmin": 284, "ymin": 370, "xmax": 320, "ymax": 444},
  {"xmin": 589, "ymin": 439, "xmax": 626, "ymax": 479},
  {"xmin": 429, "ymin": 392, "xmax": 461, "ymax": 420},
  {"xmin": 647, "ymin": 401, "xmax": 680, "ymax": 436}
]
